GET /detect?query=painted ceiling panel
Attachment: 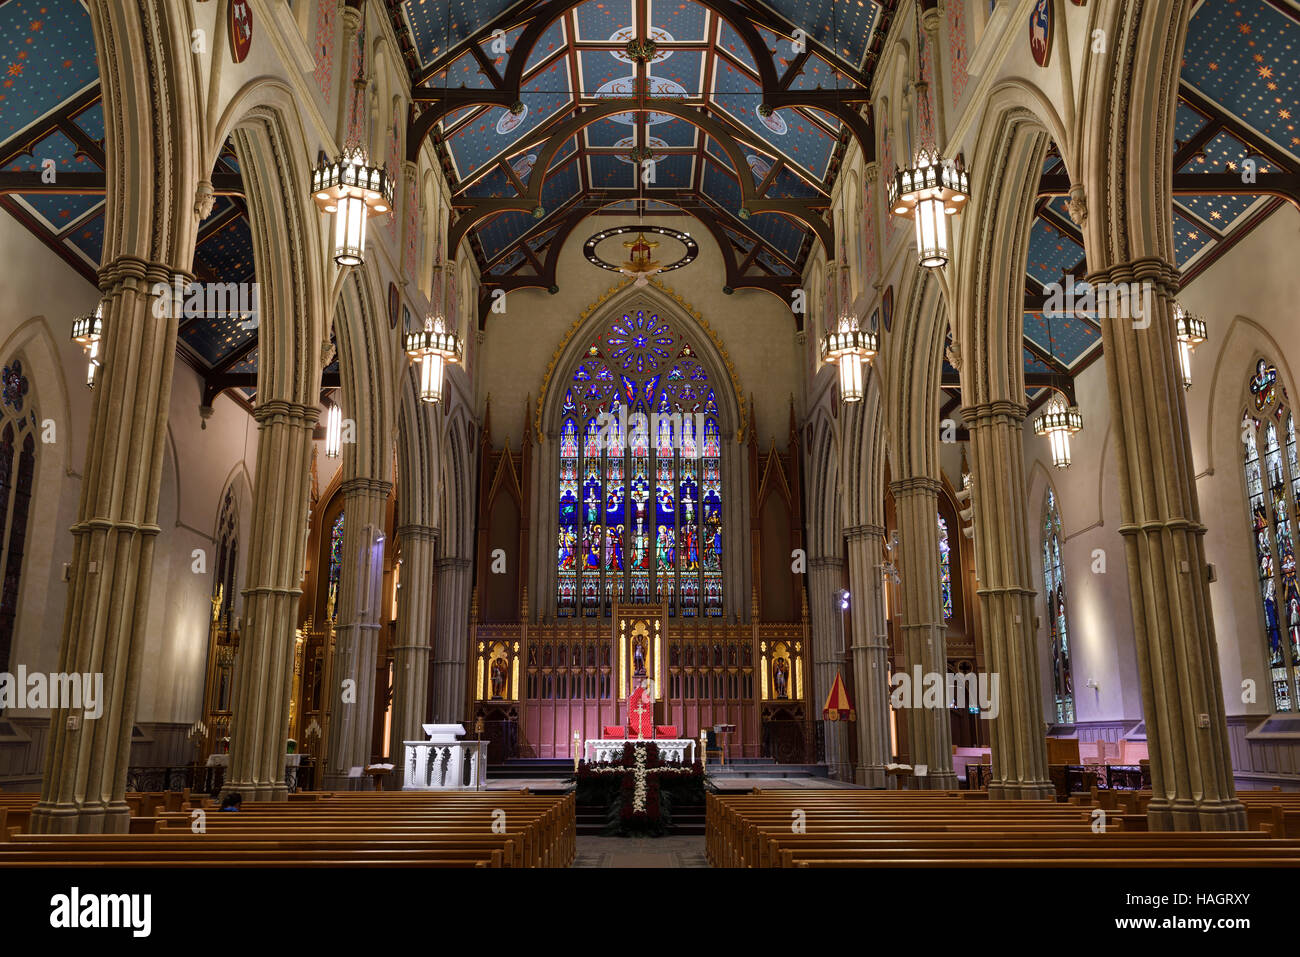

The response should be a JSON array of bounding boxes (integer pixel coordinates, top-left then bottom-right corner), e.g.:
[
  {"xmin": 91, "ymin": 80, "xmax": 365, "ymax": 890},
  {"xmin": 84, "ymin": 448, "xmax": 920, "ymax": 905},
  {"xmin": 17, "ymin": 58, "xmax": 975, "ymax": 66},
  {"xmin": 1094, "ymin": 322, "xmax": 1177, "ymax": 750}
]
[
  {"xmin": 445, "ymin": 58, "xmax": 572, "ymax": 178},
  {"xmin": 401, "ymin": 0, "xmax": 522, "ymax": 66},
  {"xmin": 589, "ymin": 152, "xmax": 634, "ymax": 187},
  {"xmin": 645, "ymin": 153, "xmax": 693, "ymax": 187},
  {"xmin": 1175, "ymin": 192, "xmax": 1264, "ymax": 232},
  {"xmin": 525, "ymin": 18, "xmax": 568, "ymax": 73},
  {"xmin": 181, "ymin": 317, "xmax": 256, "ymax": 368},
  {"xmin": 0, "ymin": 0, "xmax": 99, "ymax": 142},
  {"xmin": 477, "ymin": 209, "xmax": 538, "ymax": 261},
  {"xmin": 746, "ymin": 211, "xmax": 803, "ymax": 263},
  {"xmin": 1178, "ymin": 127, "xmax": 1280, "ymax": 173},
  {"xmin": 194, "ymin": 216, "xmax": 256, "ymax": 281},
  {"xmin": 1024, "ymin": 217, "xmax": 1085, "ymax": 288},
  {"xmin": 65, "ymin": 209, "xmax": 104, "ymax": 266},
  {"xmin": 72, "ymin": 100, "xmax": 104, "ymax": 142},
  {"xmin": 1182, "ymin": 0, "xmax": 1299, "ymax": 160},
  {"xmin": 649, "ymin": 0, "xmax": 709, "ymax": 41},
  {"xmin": 541, "ymin": 157, "xmax": 581, "ymax": 207},
  {"xmin": 1024, "ymin": 347, "xmax": 1053, "ymax": 375},
  {"xmin": 711, "ymin": 61, "xmax": 835, "ymax": 180},
  {"xmin": 1175, "ymin": 100, "xmax": 1211, "ymax": 144},
  {"xmin": 574, "ymin": 0, "xmax": 634, "ymax": 41},
  {"xmin": 1172, "ymin": 210, "xmax": 1215, "ymax": 266},
  {"xmin": 11, "ymin": 192, "xmax": 101, "ymax": 233},
  {"xmin": 717, "ymin": 20, "xmax": 758, "ymax": 72},
  {"xmin": 4, "ymin": 129, "xmax": 97, "ymax": 174},
  {"xmin": 1024, "ymin": 312, "xmax": 1101, "ymax": 368},
  {"xmin": 753, "ymin": 0, "xmax": 882, "ymax": 68}
]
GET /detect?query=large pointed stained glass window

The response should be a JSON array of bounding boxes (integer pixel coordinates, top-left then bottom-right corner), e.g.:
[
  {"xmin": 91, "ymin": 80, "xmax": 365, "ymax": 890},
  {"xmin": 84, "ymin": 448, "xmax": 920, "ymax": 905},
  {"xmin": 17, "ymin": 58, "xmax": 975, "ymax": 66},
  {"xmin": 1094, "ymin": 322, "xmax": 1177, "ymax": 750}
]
[
  {"xmin": 1042, "ymin": 489, "xmax": 1074, "ymax": 724},
  {"xmin": 556, "ymin": 309, "xmax": 723, "ymax": 618},
  {"xmin": 1242, "ymin": 358, "xmax": 1300, "ymax": 711}
]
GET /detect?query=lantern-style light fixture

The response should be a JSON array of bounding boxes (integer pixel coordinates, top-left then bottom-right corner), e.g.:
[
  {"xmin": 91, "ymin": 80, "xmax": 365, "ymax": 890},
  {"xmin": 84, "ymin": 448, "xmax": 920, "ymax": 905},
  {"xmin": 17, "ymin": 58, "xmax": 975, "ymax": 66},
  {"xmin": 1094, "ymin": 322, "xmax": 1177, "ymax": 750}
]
[
  {"xmin": 1172, "ymin": 301, "xmax": 1208, "ymax": 390},
  {"xmin": 1033, "ymin": 393, "xmax": 1084, "ymax": 469},
  {"xmin": 887, "ymin": 15, "xmax": 969, "ymax": 269},
  {"xmin": 324, "ymin": 400, "xmax": 343, "ymax": 459},
  {"xmin": 71, "ymin": 301, "xmax": 104, "ymax": 388},
  {"xmin": 312, "ymin": 147, "xmax": 392, "ymax": 267},
  {"xmin": 820, "ymin": 308, "xmax": 878, "ymax": 403},
  {"xmin": 405, "ymin": 313, "xmax": 462, "ymax": 404},
  {"xmin": 311, "ymin": 38, "xmax": 391, "ymax": 267},
  {"xmin": 888, "ymin": 149, "xmax": 969, "ymax": 268}
]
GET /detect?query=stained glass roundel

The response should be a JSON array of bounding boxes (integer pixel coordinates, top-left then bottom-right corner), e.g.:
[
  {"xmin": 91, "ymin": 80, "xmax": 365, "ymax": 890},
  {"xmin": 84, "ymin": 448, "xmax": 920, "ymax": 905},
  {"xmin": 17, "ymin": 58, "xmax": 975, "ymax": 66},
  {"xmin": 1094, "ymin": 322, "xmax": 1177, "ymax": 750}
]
[{"xmin": 606, "ymin": 310, "xmax": 674, "ymax": 376}]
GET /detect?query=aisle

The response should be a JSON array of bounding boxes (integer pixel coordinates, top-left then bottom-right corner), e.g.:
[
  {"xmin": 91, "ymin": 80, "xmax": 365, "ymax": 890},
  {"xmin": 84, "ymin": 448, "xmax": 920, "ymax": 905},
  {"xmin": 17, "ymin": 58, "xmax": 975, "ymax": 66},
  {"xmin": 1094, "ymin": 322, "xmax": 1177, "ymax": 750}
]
[{"xmin": 571, "ymin": 835, "xmax": 709, "ymax": 868}]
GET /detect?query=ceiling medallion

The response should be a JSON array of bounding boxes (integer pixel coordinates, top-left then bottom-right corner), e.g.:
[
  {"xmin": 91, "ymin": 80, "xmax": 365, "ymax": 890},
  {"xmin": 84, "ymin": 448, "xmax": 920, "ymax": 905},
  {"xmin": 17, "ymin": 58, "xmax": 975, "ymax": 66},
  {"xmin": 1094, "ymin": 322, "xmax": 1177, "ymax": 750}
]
[
  {"xmin": 625, "ymin": 38, "xmax": 658, "ymax": 62},
  {"xmin": 583, "ymin": 225, "xmax": 699, "ymax": 286}
]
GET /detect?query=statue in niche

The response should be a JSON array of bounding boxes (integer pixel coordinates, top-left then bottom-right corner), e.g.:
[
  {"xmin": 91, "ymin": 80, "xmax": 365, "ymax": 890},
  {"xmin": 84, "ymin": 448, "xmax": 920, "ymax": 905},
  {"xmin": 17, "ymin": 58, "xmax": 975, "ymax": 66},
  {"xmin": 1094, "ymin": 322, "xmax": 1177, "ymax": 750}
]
[
  {"xmin": 490, "ymin": 655, "xmax": 507, "ymax": 699},
  {"xmin": 773, "ymin": 657, "xmax": 789, "ymax": 700}
]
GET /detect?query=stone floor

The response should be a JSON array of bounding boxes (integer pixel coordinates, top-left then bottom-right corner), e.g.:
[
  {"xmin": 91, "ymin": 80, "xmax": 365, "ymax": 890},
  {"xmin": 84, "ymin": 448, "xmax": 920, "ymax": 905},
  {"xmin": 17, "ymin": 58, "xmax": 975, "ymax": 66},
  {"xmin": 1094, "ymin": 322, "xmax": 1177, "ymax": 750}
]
[{"xmin": 571, "ymin": 835, "xmax": 710, "ymax": 868}]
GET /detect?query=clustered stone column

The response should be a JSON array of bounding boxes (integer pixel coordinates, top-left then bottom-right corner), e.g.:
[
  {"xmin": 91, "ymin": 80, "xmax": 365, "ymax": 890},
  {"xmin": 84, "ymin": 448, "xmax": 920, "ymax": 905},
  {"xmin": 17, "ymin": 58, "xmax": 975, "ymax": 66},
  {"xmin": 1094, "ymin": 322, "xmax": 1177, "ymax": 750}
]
[
  {"xmin": 31, "ymin": 259, "xmax": 185, "ymax": 833},
  {"xmin": 388, "ymin": 524, "xmax": 438, "ymax": 762},
  {"xmin": 1092, "ymin": 257, "xmax": 1245, "ymax": 830},
  {"xmin": 845, "ymin": 524, "xmax": 891, "ymax": 788},
  {"xmin": 807, "ymin": 555, "xmax": 849, "ymax": 779},
  {"xmin": 964, "ymin": 400, "xmax": 1054, "ymax": 800},
  {"xmin": 323, "ymin": 477, "xmax": 393, "ymax": 789},
  {"xmin": 890, "ymin": 476, "xmax": 957, "ymax": 788},
  {"xmin": 224, "ymin": 400, "xmax": 319, "ymax": 802},
  {"xmin": 431, "ymin": 557, "xmax": 473, "ymax": 724}
]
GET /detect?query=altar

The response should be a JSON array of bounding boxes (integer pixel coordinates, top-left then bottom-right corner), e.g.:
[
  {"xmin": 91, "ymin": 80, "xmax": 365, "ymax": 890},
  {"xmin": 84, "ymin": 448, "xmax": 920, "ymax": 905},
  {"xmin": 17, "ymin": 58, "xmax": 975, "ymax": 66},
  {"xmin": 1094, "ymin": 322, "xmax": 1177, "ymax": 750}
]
[{"xmin": 585, "ymin": 738, "xmax": 696, "ymax": 764}]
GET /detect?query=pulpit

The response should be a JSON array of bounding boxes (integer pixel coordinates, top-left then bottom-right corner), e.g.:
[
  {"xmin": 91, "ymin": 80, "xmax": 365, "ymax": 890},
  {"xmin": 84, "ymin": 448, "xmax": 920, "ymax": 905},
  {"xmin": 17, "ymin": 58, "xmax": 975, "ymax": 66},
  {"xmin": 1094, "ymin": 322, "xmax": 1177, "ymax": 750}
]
[{"xmin": 402, "ymin": 724, "xmax": 488, "ymax": 790}]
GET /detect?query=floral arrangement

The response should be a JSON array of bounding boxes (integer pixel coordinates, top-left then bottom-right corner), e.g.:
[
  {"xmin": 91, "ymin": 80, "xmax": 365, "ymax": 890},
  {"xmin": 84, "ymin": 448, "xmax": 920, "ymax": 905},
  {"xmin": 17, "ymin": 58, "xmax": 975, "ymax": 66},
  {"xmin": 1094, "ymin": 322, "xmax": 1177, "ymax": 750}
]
[{"xmin": 576, "ymin": 742, "xmax": 703, "ymax": 835}]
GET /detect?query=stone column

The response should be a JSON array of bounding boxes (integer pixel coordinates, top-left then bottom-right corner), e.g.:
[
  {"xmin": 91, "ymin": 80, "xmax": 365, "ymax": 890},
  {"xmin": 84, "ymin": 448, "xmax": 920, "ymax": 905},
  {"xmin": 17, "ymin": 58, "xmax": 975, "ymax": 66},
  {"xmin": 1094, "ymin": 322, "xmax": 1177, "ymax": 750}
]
[
  {"xmin": 890, "ymin": 476, "xmax": 957, "ymax": 788},
  {"xmin": 431, "ymin": 557, "xmax": 473, "ymax": 723},
  {"xmin": 31, "ymin": 260, "xmax": 184, "ymax": 833},
  {"xmin": 1092, "ymin": 257, "xmax": 1245, "ymax": 831},
  {"xmin": 964, "ymin": 400, "xmax": 1054, "ymax": 800},
  {"xmin": 223, "ymin": 401, "xmax": 318, "ymax": 802},
  {"xmin": 846, "ymin": 525, "xmax": 891, "ymax": 788},
  {"xmin": 807, "ymin": 556, "xmax": 849, "ymax": 778},
  {"xmin": 389, "ymin": 524, "xmax": 438, "ymax": 762},
  {"xmin": 323, "ymin": 477, "xmax": 393, "ymax": 789}
]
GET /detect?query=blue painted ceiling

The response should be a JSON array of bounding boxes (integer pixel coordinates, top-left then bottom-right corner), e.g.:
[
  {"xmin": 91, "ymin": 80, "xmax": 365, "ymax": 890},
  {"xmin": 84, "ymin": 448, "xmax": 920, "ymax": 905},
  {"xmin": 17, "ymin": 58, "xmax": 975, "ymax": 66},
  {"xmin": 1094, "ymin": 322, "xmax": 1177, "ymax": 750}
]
[{"xmin": 401, "ymin": 0, "xmax": 889, "ymax": 284}]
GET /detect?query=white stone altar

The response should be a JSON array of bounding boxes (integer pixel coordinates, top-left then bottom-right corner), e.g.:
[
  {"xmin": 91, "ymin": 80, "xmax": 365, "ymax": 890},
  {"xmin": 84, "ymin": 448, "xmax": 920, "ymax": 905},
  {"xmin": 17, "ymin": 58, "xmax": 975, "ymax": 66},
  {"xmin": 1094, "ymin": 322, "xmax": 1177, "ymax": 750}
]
[
  {"xmin": 402, "ymin": 724, "xmax": 488, "ymax": 790},
  {"xmin": 584, "ymin": 738, "xmax": 696, "ymax": 764}
]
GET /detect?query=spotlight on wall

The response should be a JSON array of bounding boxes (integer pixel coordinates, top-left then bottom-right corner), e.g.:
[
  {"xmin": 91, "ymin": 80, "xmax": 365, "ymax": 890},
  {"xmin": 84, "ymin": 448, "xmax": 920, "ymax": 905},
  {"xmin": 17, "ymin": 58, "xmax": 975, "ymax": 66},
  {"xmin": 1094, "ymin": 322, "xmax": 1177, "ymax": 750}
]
[{"xmin": 837, "ymin": 589, "xmax": 851, "ymax": 611}]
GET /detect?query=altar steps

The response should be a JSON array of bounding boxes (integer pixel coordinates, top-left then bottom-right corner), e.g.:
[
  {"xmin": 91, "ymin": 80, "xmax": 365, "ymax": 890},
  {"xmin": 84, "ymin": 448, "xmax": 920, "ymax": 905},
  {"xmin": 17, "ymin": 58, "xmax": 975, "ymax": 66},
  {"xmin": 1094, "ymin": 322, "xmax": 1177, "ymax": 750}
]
[
  {"xmin": 575, "ymin": 806, "xmax": 708, "ymax": 836},
  {"xmin": 487, "ymin": 759, "xmax": 575, "ymax": 780},
  {"xmin": 706, "ymin": 759, "xmax": 829, "ymax": 780}
]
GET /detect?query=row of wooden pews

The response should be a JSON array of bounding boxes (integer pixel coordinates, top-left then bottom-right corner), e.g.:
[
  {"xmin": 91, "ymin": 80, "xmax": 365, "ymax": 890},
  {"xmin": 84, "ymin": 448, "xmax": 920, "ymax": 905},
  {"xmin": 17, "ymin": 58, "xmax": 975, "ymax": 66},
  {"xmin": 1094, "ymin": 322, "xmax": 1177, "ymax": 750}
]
[
  {"xmin": 707, "ymin": 789, "xmax": 1300, "ymax": 868},
  {"xmin": 0, "ymin": 790, "xmax": 575, "ymax": 868}
]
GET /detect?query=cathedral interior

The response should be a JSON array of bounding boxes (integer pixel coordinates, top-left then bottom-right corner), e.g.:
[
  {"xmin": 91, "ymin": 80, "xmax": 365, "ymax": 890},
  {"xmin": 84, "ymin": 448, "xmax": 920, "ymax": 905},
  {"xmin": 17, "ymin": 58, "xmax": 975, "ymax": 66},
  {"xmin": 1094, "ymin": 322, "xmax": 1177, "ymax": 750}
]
[{"xmin": 0, "ymin": 0, "xmax": 1297, "ymax": 917}]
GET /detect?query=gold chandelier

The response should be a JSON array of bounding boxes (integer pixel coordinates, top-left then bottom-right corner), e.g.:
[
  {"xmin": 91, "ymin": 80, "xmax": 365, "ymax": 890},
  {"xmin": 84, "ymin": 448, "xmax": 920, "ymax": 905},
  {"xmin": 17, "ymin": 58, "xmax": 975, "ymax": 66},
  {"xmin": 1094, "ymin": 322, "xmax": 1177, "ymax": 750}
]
[{"xmin": 405, "ymin": 314, "xmax": 463, "ymax": 404}]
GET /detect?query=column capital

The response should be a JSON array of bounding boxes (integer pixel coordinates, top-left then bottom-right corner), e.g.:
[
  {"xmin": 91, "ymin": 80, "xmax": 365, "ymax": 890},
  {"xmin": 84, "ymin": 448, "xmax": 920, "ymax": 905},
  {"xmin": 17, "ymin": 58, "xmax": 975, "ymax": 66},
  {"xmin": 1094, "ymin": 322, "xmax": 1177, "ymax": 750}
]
[
  {"xmin": 844, "ymin": 523, "xmax": 886, "ymax": 543},
  {"xmin": 863, "ymin": 161, "xmax": 881, "ymax": 184},
  {"xmin": 807, "ymin": 556, "xmax": 846, "ymax": 571},
  {"xmin": 889, "ymin": 475, "xmax": 943, "ymax": 497},
  {"xmin": 396, "ymin": 523, "xmax": 439, "ymax": 544},
  {"xmin": 98, "ymin": 256, "xmax": 193, "ymax": 292},
  {"xmin": 961, "ymin": 400, "xmax": 1028, "ymax": 427},
  {"xmin": 1086, "ymin": 256, "xmax": 1180, "ymax": 296},
  {"xmin": 437, "ymin": 556, "xmax": 473, "ymax": 571},
  {"xmin": 252, "ymin": 399, "xmax": 320, "ymax": 427},
  {"xmin": 340, "ymin": 476, "xmax": 394, "ymax": 498}
]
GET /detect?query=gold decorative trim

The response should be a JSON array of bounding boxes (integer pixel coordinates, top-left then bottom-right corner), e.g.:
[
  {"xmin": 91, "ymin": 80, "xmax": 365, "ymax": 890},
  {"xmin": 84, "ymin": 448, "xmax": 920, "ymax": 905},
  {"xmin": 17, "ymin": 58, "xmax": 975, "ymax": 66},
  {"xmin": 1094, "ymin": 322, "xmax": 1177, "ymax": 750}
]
[{"xmin": 533, "ymin": 276, "xmax": 748, "ymax": 442}]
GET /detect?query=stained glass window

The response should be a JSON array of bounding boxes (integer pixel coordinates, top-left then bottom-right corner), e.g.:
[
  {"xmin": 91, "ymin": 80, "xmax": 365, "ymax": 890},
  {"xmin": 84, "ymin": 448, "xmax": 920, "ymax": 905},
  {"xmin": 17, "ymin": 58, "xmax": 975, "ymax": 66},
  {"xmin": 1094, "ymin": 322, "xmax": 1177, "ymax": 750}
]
[
  {"xmin": 1042, "ymin": 489, "xmax": 1074, "ymax": 724},
  {"xmin": 556, "ymin": 310, "xmax": 723, "ymax": 617},
  {"xmin": 0, "ymin": 358, "xmax": 35, "ymax": 682},
  {"xmin": 1242, "ymin": 361, "xmax": 1300, "ymax": 711},
  {"xmin": 327, "ymin": 512, "xmax": 345, "ymax": 623},
  {"xmin": 938, "ymin": 515, "xmax": 952, "ymax": 620}
]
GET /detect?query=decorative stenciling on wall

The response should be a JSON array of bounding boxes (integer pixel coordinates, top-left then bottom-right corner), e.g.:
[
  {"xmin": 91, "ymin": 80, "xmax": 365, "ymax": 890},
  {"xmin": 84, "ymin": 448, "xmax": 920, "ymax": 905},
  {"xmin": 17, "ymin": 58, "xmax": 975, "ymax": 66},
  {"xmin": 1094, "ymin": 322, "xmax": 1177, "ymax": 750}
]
[
  {"xmin": 947, "ymin": 0, "xmax": 969, "ymax": 109},
  {"xmin": 313, "ymin": 0, "xmax": 337, "ymax": 101},
  {"xmin": 403, "ymin": 175, "xmax": 419, "ymax": 280},
  {"xmin": 861, "ymin": 182, "xmax": 879, "ymax": 284},
  {"xmin": 386, "ymin": 100, "xmax": 401, "ymax": 241}
]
